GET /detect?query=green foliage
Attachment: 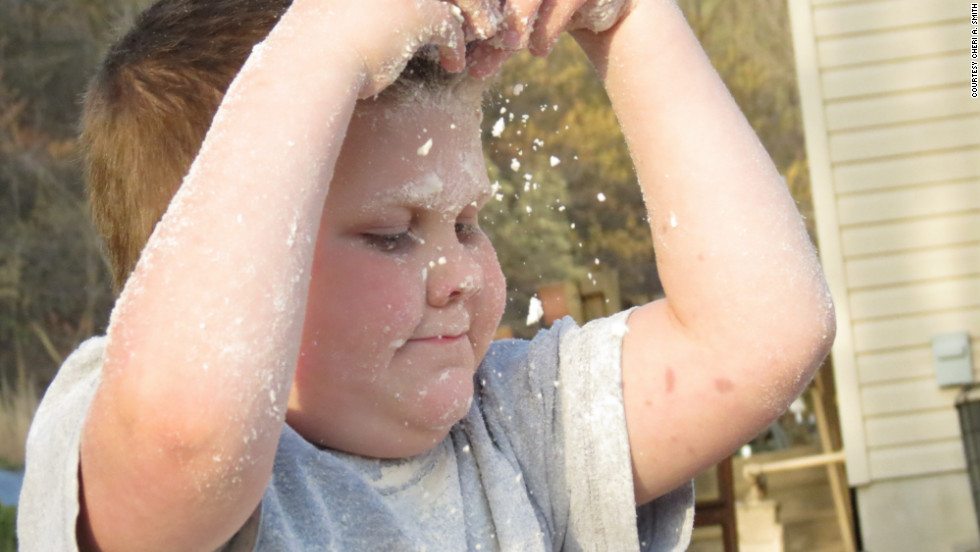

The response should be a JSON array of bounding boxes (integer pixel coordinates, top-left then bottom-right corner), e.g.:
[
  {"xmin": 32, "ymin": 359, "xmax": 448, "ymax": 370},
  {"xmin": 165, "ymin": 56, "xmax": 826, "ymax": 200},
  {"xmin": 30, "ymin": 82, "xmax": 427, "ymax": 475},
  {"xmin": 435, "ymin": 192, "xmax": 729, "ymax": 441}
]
[
  {"xmin": 480, "ymin": 151, "xmax": 581, "ymax": 334},
  {"xmin": 0, "ymin": 504, "xmax": 15, "ymax": 552},
  {"xmin": 483, "ymin": 37, "xmax": 660, "ymax": 319}
]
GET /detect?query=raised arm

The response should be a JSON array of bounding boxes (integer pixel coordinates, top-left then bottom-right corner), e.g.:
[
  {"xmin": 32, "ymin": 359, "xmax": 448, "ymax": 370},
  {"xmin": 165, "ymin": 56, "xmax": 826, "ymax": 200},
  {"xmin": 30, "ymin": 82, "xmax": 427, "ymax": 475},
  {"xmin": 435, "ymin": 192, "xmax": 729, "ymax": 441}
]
[
  {"xmin": 78, "ymin": 2, "xmax": 473, "ymax": 550},
  {"xmin": 571, "ymin": 1, "xmax": 836, "ymax": 503}
]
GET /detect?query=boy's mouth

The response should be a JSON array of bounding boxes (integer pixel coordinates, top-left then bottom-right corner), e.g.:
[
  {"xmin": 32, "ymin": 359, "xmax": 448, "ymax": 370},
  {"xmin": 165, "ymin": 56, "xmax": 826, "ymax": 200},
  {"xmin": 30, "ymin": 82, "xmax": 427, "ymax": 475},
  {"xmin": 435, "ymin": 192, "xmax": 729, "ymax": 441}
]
[{"xmin": 411, "ymin": 333, "xmax": 467, "ymax": 344}]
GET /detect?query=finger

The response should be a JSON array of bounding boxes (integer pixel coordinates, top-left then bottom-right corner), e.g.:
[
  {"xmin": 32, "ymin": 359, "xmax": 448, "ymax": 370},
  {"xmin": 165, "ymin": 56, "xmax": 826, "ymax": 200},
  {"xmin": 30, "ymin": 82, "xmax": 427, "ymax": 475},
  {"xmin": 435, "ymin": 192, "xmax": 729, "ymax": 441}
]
[
  {"xmin": 528, "ymin": 0, "xmax": 586, "ymax": 56},
  {"xmin": 492, "ymin": 0, "xmax": 542, "ymax": 50},
  {"xmin": 452, "ymin": 0, "xmax": 502, "ymax": 41},
  {"xmin": 466, "ymin": 42, "xmax": 513, "ymax": 79},
  {"xmin": 427, "ymin": 2, "xmax": 468, "ymax": 73},
  {"xmin": 358, "ymin": 1, "xmax": 466, "ymax": 98}
]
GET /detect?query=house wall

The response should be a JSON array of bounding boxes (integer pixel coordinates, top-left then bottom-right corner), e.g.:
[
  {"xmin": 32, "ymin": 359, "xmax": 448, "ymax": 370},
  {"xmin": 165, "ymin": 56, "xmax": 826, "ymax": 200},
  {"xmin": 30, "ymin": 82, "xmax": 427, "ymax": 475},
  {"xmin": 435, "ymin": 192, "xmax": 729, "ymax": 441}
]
[
  {"xmin": 857, "ymin": 471, "xmax": 979, "ymax": 552},
  {"xmin": 787, "ymin": 0, "xmax": 980, "ymax": 549}
]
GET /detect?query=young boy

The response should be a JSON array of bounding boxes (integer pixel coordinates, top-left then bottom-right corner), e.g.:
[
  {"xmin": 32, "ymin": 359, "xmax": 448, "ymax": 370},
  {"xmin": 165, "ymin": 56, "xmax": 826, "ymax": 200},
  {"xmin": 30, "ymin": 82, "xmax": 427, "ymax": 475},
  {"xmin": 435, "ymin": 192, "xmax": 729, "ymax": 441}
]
[{"xmin": 18, "ymin": 0, "xmax": 836, "ymax": 550}]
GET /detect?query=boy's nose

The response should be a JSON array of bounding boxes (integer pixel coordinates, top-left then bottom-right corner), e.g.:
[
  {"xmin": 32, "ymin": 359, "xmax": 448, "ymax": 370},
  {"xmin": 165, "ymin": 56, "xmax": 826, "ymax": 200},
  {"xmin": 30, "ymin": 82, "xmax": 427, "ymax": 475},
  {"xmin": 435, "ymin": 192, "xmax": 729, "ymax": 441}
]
[{"xmin": 425, "ymin": 250, "xmax": 484, "ymax": 308}]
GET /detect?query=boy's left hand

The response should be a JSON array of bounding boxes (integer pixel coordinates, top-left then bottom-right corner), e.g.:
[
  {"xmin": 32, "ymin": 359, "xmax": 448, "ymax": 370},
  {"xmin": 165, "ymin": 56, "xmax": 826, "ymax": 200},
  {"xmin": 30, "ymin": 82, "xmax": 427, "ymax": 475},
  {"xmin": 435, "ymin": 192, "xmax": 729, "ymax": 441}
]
[
  {"xmin": 466, "ymin": 0, "xmax": 632, "ymax": 77},
  {"xmin": 455, "ymin": 0, "xmax": 505, "ymax": 40}
]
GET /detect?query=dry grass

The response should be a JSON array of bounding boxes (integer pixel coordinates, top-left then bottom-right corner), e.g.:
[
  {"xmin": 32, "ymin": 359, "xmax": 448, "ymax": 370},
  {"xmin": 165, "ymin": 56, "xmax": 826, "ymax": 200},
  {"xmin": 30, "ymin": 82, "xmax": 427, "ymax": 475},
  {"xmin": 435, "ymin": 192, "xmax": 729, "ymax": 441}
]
[{"xmin": 0, "ymin": 373, "xmax": 39, "ymax": 470}]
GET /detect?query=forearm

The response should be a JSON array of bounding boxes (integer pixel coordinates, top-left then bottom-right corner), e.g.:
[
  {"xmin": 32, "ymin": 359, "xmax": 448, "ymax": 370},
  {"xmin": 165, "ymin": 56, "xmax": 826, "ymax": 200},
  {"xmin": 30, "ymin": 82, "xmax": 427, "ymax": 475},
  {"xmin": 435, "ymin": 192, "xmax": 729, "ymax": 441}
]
[
  {"xmin": 576, "ymin": 1, "xmax": 833, "ymax": 362},
  {"xmin": 82, "ymin": 3, "xmax": 363, "ymax": 549}
]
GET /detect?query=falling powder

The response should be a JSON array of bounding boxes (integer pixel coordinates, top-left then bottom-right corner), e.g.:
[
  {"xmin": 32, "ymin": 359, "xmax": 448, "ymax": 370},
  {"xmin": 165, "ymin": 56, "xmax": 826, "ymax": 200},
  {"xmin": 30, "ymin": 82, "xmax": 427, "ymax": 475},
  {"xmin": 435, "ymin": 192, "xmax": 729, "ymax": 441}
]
[
  {"xmin": 491, "ymin": 117, "xmax": 506, "ymax": 137},
  {"xmin": 596, "ymin": 192, "xmax": 606, "ymax": 202},
  {"xmin": 526, "ymin": 296, "xmax": 544, "ymax": 326},
  {"xmin": 417, "ymin": 138, "xmax": 433, "ymax": 156},
  {"xmin": 510, "ymin": 159, "xmax": 521, "ymax": 171},
  {"xmin": 549, "ymin": 156, "xmax": 561, "ymax": 167}
]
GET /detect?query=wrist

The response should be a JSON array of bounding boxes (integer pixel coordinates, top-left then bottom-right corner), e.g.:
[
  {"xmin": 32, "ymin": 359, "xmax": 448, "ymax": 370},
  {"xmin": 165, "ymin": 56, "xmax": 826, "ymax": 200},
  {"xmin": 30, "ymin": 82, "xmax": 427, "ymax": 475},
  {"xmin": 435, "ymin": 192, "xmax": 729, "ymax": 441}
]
[{"xmin": 572, "ymin": 0, "xmax": 687, "ymax": 79}]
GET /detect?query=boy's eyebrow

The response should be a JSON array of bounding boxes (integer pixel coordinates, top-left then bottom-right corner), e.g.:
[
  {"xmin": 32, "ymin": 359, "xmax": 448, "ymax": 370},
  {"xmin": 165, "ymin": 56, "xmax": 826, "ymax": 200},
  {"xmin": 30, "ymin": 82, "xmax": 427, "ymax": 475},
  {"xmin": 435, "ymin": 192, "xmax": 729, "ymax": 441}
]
[{"xmin": 360, "ymin": 173, "xmax": 491, "ymax": 214}]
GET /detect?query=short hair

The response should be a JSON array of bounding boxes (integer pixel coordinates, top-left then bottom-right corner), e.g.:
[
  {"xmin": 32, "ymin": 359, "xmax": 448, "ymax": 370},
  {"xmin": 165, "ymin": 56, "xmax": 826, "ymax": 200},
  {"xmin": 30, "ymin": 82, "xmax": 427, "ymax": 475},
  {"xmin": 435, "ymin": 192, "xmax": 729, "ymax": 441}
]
[{"xmin": 82, "ymin": 0, "xmax": 472, "ymax": 291}]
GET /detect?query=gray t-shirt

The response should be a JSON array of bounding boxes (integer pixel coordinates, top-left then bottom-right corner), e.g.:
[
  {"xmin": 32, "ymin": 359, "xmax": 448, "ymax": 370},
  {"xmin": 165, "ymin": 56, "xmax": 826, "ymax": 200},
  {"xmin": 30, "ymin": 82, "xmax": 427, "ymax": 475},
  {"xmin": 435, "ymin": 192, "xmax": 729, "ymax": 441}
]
[{"xmin": 19, "ymin": 311, "xmax": 694, "ymax": 551}]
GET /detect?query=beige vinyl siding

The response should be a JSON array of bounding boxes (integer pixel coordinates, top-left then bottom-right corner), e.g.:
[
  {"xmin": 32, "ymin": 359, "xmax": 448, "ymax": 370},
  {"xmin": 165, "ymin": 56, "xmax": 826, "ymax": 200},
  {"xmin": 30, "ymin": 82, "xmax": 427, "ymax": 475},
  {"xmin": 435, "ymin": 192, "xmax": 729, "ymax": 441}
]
[
  {"xmin": 862, "ymin": 378, "xmax": 966, "ymax": 416},
  {"xmin": 847, "ymin": 244, "xmax": 980, "ymax": 288},
  {"xmin": 834, "ymin": 149, "xmax": 979, "ymax": 194},
  {"xmin": 852, "ymin": 310, "xmax": 978, "ymax": 353},
  {"xmin": 864, "ymin": 409, "xmax": 963, "ymax": 448},
  {"xmin": 861, "ymin": 377, "xmax": 967, "ymax": 480},
  {"xmin": 825, "ymin": 87, "xmax": 972, "ymax": 131},
  {"xmin": 837, "ymin": 181, "xmax": 979, "ymax": 226},
  {"xmin": 867, "ymin": 440, "xmax": 968, "ymax": 480},
  {"xmin": 817, "ymin": 20, "xmax": 967, "ymax": 68},
  {"xmin": 849, "ymin": 279, "xmax": 980, "ymax": 320},
  {"xmin": 812, "ymin": 0, "xmax": 961, "ymax": 36},
  {"xmin": 858, "ymin": 342, "xmax": 980, "ymax": 384},
  {"xmin": 822, "ymin": 53, "xmax": 965, "ymax": 99},
  {"xmin": 790, "ymin": 0, "xmax": 980, "ymax": 486},
  {"xmin": 828, "ymin": 117, "xmax": 980, "ymax": 163},
  {"xmin": 841, "ymin": 213, "xmax": 978, "ymax": 257}
]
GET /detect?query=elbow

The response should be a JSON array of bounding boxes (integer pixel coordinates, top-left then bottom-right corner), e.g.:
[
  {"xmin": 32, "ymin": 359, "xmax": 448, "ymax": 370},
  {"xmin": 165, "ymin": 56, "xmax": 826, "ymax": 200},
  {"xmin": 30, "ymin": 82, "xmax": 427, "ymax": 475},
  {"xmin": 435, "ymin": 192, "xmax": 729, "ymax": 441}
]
[
  {"xmin": 785, "ymin": 281, "xmax": 837, "ymax": 385},
  {"xmin": 759, "ymin": 278, "xmax": 837, "ymax": 388},
  {"xmin": 810, "ymin": 281, "xmax": 837, "ymax": 366}
]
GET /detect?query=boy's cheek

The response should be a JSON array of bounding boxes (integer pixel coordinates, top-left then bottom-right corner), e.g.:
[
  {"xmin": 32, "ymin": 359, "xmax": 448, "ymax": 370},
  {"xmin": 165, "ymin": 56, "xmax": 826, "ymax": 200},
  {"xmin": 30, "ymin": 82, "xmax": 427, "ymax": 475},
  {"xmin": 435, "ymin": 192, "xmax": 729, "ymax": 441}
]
[{"xmin": 477, "ymin": 259, "xmax": 507, "ymax": 331}]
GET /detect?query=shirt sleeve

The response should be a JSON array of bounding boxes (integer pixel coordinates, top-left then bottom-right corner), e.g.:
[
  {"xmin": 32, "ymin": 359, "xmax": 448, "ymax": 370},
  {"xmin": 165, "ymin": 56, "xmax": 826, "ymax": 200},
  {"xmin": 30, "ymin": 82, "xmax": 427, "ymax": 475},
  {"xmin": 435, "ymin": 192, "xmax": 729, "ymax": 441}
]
[
  {"xmin": 557, "ymin": 309, "xmax": 693, "ymax": 552},
  {"xmin": 18, "ymin": 337, "xmax": 106, "ymax": 552},
  {"xmin": 18, "ymin": 338, "xmax": 263, "ymax": 552},
  {"xmin": 479, "ymin": 311, "xmax": 694, "ymax": 551}
]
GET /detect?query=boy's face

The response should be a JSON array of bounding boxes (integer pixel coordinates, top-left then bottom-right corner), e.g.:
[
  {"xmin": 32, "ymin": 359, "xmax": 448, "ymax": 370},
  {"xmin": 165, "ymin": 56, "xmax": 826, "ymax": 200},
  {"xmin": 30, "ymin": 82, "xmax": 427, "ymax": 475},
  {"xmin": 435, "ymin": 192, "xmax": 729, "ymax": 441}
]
[{"xmin": 287, "ymin": 95, "xmax": 506, "ymax": 458}]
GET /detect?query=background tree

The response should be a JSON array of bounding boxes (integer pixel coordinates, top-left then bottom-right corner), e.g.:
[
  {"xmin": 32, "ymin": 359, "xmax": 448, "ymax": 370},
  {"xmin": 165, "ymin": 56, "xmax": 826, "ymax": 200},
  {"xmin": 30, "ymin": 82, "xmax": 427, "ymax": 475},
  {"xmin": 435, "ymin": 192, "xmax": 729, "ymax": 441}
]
[
  {"xmin": 0, "ymin": 0, "xmax": 148, "ymax": 467},
  {"xmin": 0, "ymin": 0, "xmax": 144, "ymax": 389}
]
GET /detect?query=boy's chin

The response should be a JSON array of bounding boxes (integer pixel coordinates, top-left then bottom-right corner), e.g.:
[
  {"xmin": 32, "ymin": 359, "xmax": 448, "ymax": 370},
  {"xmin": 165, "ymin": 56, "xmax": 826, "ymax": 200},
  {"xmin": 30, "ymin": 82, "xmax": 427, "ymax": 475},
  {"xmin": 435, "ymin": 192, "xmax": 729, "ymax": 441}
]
[
  {"xmin": 404, "ymin": 371, "xmax": 475, "ymax": 431},
  {"xmin": 385, "ymin": 374, "xmax": 476, "ymax": 456},
  {"xmin": 417, "ymin": 390, "xmax": 475, "ymax": 433}
]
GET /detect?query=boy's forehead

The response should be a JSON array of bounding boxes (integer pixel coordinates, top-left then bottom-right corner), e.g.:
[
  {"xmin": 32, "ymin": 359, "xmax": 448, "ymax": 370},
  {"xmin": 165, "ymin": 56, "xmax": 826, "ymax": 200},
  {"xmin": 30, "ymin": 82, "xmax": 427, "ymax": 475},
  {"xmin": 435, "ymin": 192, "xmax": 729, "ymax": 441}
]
[{"xmin": 343, "ymin": 97, "xmax": 490, "ymax": 213}]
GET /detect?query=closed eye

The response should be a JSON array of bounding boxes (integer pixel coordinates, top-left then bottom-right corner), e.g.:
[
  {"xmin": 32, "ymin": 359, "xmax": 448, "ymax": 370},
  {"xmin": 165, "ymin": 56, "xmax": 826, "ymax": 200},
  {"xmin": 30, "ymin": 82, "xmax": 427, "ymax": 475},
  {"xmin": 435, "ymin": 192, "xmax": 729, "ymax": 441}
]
[{"xmin": 363, "ymin": 231, "xmax": 414, "ymax": 252}]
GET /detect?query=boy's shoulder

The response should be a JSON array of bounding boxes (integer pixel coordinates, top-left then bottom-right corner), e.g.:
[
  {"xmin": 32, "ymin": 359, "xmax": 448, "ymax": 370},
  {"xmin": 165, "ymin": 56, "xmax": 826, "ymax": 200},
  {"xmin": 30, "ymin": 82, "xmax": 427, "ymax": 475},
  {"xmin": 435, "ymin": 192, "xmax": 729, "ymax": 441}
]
[{"xmin": 479, "ymin": 311, "xmax": 633, "ymax": 380}]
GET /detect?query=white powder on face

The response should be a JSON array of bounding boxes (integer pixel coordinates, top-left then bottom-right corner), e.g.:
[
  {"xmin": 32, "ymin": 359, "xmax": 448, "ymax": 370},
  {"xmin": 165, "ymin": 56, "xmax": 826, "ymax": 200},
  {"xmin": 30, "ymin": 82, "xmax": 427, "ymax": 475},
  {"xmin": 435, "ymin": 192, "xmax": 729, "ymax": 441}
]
[
  {"xmin": 417, "ymin": 138, "xmax": 434, "ymax": 156},
  {"xmin": 363, "ymin": 172, "xmax": 444, "ymax": 212},
  {"xmin": 389, "ymin": 338, "xmax": 407, "ymax": 349}
]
